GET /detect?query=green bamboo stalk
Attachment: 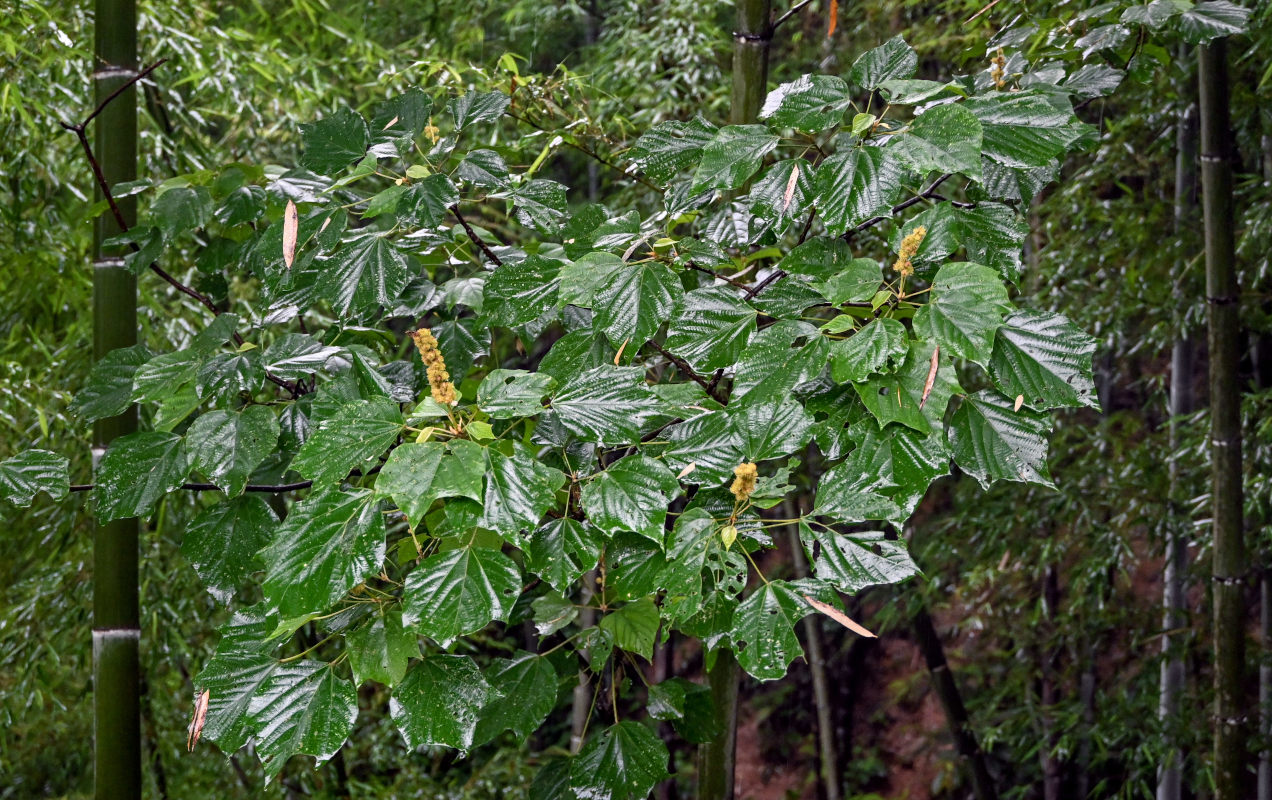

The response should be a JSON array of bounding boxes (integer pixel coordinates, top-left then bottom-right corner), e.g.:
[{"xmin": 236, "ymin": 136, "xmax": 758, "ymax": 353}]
[
  {"xmin": 1199, "ymin": 38, "xmax": 1247, "ymax": 800},
  {"xmin": 1158, "ymin": 101, "xmax": 1198, "ymax": 800},
  {"xmin": 730, "ymin": 0, "xmax": 772, "ymax": 126},
  {"xmin": 92, "ymin": 0, "xmax": 140, "ymax": 798},
  {"xmin": 699, "ymin": 3, "xmax": 772, "ymax": 798}
]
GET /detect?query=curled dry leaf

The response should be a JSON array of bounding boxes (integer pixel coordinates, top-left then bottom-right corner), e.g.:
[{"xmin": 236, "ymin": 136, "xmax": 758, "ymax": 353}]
[
  {"xmin": 919, "ymin": 345, "xmax": 940, "ymax": 409},
  {"xmin": 1014, "ymin": 394, "xmax": 1024, "ymax": 412},
  {"xmin": 187, "ymin": 689, "xmax": 210, "ymax": 751},
  {"xmin": 676, "ymin": 462, "xmax": 697, "ymax": 479},
  {"xmin": 782, "ymin": 166, "xmax": 800, "ymax": 213},
  {"xmin": 828, "ymin": 0, "xmax": 838, "ymax": 37},
  {"xmin": 802, "ymin": 594, "xmax": 876, "ymax": 638},
  {"xmin": 282, "ymin": 200, "xmax": 299, "ymax": 270},
  {"xmin": 614, "ymin": 338, "xmax": 630, "ymax": 365}
]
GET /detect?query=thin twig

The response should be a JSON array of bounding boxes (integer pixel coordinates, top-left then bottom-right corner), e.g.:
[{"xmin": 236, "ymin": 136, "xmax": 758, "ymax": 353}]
[
  {"xmin": 686, "ymin": 262, "xmax": 750, "ymax": 290},
  {"xmin": 450, "ymin": 205, "xmax": 504, "ymax": 266},
  {"xmin": 70, "ymin": 480, "xmax": 314, "ymax": 494},
  {"xmin": 649, "ymin": 341, "xmax": 727, "ymax": 404},
  {"xmin": 507, "ymin": 110, "xmax": 663, "ymax": 192},
  {"xmin": 843, "ymin": 173, "xmax": 965, "ymax": 242},
  {"xmin": 773, "ymin": 0, "xmax": 816, "ymax": 30},
  {"xmin": 62, "ymin": 60, "xmax": 303, "ymax": 397}
]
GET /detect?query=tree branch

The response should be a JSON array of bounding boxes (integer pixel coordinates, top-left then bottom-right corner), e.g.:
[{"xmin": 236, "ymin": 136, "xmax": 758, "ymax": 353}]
[
  {"xmin": 773, "ymin": 0, "xmax": 815, "ymax": 30},
  {"xmin": 70, "ymin": 480, "xmax": 314, "ymax": 494},
  {"xmin": 506, "ymin": 110, "xmax": 663, "ymax": 192},
  {"xmin": 62, "ymin": 59, "xmax": 304, "ymax": 398},
  {"xmin": 649, "ymin": 341, "xmax": 728, "ymax": 404},
  {"xmin": 450, "ymin": 205, "xmax": 504, "ymax": 266}
]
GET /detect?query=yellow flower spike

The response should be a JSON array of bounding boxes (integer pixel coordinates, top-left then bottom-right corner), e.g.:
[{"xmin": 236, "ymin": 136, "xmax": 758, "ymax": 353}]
[
  {"xmin": 892, "ymin": 225, "xmax": 927, "ymax": 298},
  {"xmin": 730, "ymin": 462, "xmax": 758, "ymax": 503},
  {"xmin": 410, "ymin": 328, "xmax": 459, "ymax": 406}
]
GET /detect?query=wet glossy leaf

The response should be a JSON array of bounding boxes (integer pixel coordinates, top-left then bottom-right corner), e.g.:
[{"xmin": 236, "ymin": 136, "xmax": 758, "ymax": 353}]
[
  {"xmin": 448, "ymin": 90, "xmax": 510, "ymax": 129},
  {"xmin": 548, "ymin": 366, "xmax": 663, "ymax": 445},
  {"xmin": 0, "ymin": 449, "xmax": 69, "ymax": 507},
  {"xmin": 95, "ymin": 432, "xmax": 190, "ymax": 522},
  {"xmin": 347, "ymin": 607, "xmax": 417, "ymax": 687},
  {"xmin": 599, "ymin": 597, "xmax": 660, "ymax": 661},
  {"xmin": 760, "ymin": 74, "xmax": 851, "ymax": 132},
  {"xmin": 262, "ymin": 333, "xmax": 347, "ymax": 381},
  {"xmin": 830, "ymin": 317, "xmax": 908, "ymax": 382},
  {"xmin": 665, "ymin": 287, "xmax": 758, "ymax": 372},
  {"xmin": 376, "ymin": 440, "xmax": 485, "ymax": 530},
  {"xmin": 571, "ymin": 721, "xmax": 669, "ymax": 800},
  {"xmin": 477, "ymin": 369, "xmax": 556, "ymax": 418},
  {"xmin": 963, "ymin": 92, "xmax": 1087, "ymax": 169},
  {"xmin": 627, "ymin": 116, "xmax": 717, "ymax": 183},
  {"xmin": 989, "ymin": 309, "xmax": 1099, "ymax": 410},
  {"xmin": 402, "ymin": 545, "xmax": 522, "ymax": 644},
  {"xmin": 659, "ymin": 410, "xmax": 745, "ymax": 486},
  {"xmin": 912, "ymin": 261, "xmax": 1010, "ymax": 365},
  {"xmin": 483, "ymin": 255, "xmax": 562, "ymax": 326},
  {"xmin": 300, "ymin": 107, "xmax": 370, "ymax": 174},
  {"xmin": 582, "ymin": 455, "xmax": 680, "ymax": 543},
  {"xmin": 186, "ymin": 406, "xmax": 280, "ymax": 496},
  {"xmin": 71, "ymin": 344, "xmax": 151, "ymax": 422},
  {"xmin": 473, "ymin": 653, "xmax": 559, "ymax": 744},
  {"xmin": 732, "ymin": 400, "xmax": 814, "ymax": 462},
  {"xmin": 813, "ymin": 147, "xmax": 903, "ymax": 235},
  {"xmin": 948, "ymin": 390, "xmax": 1054, "ymax": 488},
  {"xmin": 591, "ymin": 261, "xmax": 684, "ymax": 348},
  {"xmin": 524, "ymin": 518, "xmax": 603, "ymax": 591},
  {"xmin": 799, "ymin": 523, "xmax": 919, "ymax": 592},
  {"xmin": 320, "ymin": 233, "xmax": 409, "ymax": 315},
  {"xmin": 691, "ymin": 125, "xmax": 779, "ymax": 193},
  {"xmin": 480, "ymin": 445, "xmax": 567, "ymax": 539},
  {"xmin": 261, "ymin": 488, "xmax": 386, "ymax": 617},
  {"xmin": 398, "ymin": 173, "xmax": 458, "ymax": 228},
  {"xmin": 251, "ymin": 662, "xmax": 357, "ymax": 770},
  {"xmin": 849, "ymin": 36, "xmax": 918, "ymax": 90},
  {"xmin": 731, "ymin": 580, "xmax": 811, "ymax": 680},
  {"xmin": 292, "ymin": 399, "xmax": 403, "ymax": 487},
  {"xmin": 182, "ymin": 495, "xmax": 277, "ymax": 603},
  {"xmin": 887, "ymin": 103, "xmax": 983, "ymax": 179}
]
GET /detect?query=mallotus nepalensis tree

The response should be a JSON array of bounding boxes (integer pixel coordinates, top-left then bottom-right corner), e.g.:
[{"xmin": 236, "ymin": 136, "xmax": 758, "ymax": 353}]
[{"xmin": 9, "ymin": 30, "xmax": 1225, "ymax": 799}]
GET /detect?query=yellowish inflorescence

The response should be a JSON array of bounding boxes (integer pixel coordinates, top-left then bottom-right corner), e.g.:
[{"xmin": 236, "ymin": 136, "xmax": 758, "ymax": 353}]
[
  {"xmin": 892, "ymin": 225, "xmax": 927, "ymax": 282},
  {"xmin": 730, "ymin": 462, "xmax": 758, "ymax": 503},
  {"xmin": 991, "ymin": 48, "xmax": 1008, "ymax": 90},
  {"xmin": 410, "ymin": 327, "xmax": 458, "ymax": 406}
]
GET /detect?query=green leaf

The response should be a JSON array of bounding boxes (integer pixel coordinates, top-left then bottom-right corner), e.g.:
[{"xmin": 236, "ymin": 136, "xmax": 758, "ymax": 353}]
[
  {"xmin": 403, "ymin": 545, "xmax": 522, "ymax": 644},
  {"xmin": 94, "ymin": 432, "xmax": 190, "ymax": 522},
  {"xmin": 71, "ymin": 344, "xmax": 151, "ymax": 422},
  {"xmin": 659, "ymin": 410, "xmax": 744, "ymax": 486},
  {"xmin": 948, "ymin": 390, "xmax": 1054, "ymax": 488},
  {"xmin": 887, "ymin": 104, "xmax": 983, "ymax": 179},
  {"xmin": 830, "ymin": 317, "xmax": 908, "ymax": 382},
  {"xmin": 571, "ymin": 721, "xmax": 669, "ymax": 800},
  {"xmin": 812, "ymin": 459, "xmax": 903, "ymax": 522},
  {"xmin": 182, "ymin": 495, "xmax": 277, "ymax": 603},
  {"xmin": 953, "ymin": 204, "xmax": 1029, "ymax": 281},
  {"xmin": 627, "ymin": 116, "xmax": 717, "ymax": 183},
  {"xmin": 376, "ymin": 440, "xmax": 485, "ymax": 530},
  {"xmin": 989, "ymin": 309, "xmax": 1099, "ymax": 410},
  {"xmin": 196, "ymin": 351, "xmax": 264, "ymax": 403},
  {"xmin": 760, "ymin": 74, "xmax": 851, "ymax": 132},
  {"xmin": 474, "ymin": 653, "xmax": 559, "ymax": 744},
  {"xmin": 732, "ymin": 401, "xmax": 814, "ymax": 462},
  {"xmin": 480, "ymin": 445, "xmax": 567, "ymax": 540},
  {"xmin": 591, "ymin": 261, "xmax": 684, "ymax": 349},
  {"xmin": 347, "ymin": 607, "xmax": 417, "ymax": 687},
  {"xmin": 262, "ymin": 333, "xmax": 347, "ymax": 380},
  {"xmin": 912, "ymin": 262, "xmax": 1010, "ymax": 365},
  {"xmin": 398, "ymin": 173, "xmax": 459, "ymax": 228},
  {"xmin": 292, "ymin": 399, "xmax": 404, "ymax": 487},
  {"xmin": 483, "ymin": 255, "xmax": 562, "ymax": 327},
  {"xmin": 600, "ymin": 597, "xmax": 660, "ymax": 661},
  {"xmin": 195, "ymin": 610, "xmax": 280, "ymax": 752},
  {"xmin": 251, "ymin": 662, "xmax": 357, "ymax": 770},
  {"xmin": 300, "ymin": 107, "xmax": 370, "ymax": 174},
  {"xmin": 449, "ymin": 90, "xmax": 510, "ymax": 129},
  {"xmin": 186, "ymin": 406, "xmax": 280, "ymax": 496},
  {"xmin": 732, "ymin": 580, "xmax": 811, "ymax": 680},
  {"xmin": 849, "ymin": 36, "xmax": 918, "ymax": 90},
  {"xmin": 813, "ymin": 147, "xmax": 903, "ymax": 235},
  {"xmin": 457, "ymin": 149, "xmax": 511, "ymax": 188},
  {"xmin": 664, "ymin": 287, "xmax": 758, "ymax": 372},
  {"xmin": 320, "ymin": 233, "xmax": 409, "ymax": 315},
  {"xmin": 731, "ymin": 320, "xmax": 828, "ymax": 405},
  {"xmin": 370, "ymin": 87, "xmax": 433, "ymax": 145},
  {"xmin": 505, "ymin": 179, "xmax": 568, "ymax": 233},
  {"xmin": 0, "ymin": 449, "xmax": 69, "ymax": 507},
  {"xmin": 748, "ymin": 160, "xmax": 814, "ymax": 232},
  {"xmin": 691, "ymin": 125, "xmax": 779, "ymax": 193},
  {"xmin": 582, "ymin": 455, "xmax": 680, "ymax": 543},
  {"xmin": 799, "ymin": 523, "xmax": 919, "ymax": 592},
  {"xmin": 854, "ymin": 370, "xmax": 931, "ymax": 434},
  {"xmin": 548, "ymin": 366, "xmax": 664, "ymax": 445},
  {"xmin": 817, "ymin": 258, "xmax": 884, "ymax": 304},
  {"xmin": 963, "ymin": 92, "xmax": 1086, "ymax": 169},
  {"xmin": 1175, "ymin": 1, "xmax": 1251, "ymax": 43},
  {"xmin": 532, "ymin": 589, "xmax": 579, "ymax": 635},
  {"xmin": 151, "ymin": 187, "xmax": 212, "ymax": 238},
  {"xmin": 524, "ymin": 518, "xmax": 603, "ymax": 591},
  {"xmin": 132, "ymin": 350, "xmax": 203, "ymax": 404},
  {"xmin": 776, "ymin": 236, "xmax": 858, "ymax": 282},
  {"xmin": 261, "ymin": 488, "xmax": 386, "ymax": 617},
  {"xmin": 477, "ymin": 369, "xmax": 556, "ymax": 418},
  {"xmin": 392, "ymin": 655, "xmax": 498, "ymax": 752}
]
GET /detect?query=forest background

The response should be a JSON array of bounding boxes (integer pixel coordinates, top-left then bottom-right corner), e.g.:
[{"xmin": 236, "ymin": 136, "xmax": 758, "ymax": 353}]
[{"xmin": 0, "ymin": 0, "xmax": 1269, "ymax": 798}]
